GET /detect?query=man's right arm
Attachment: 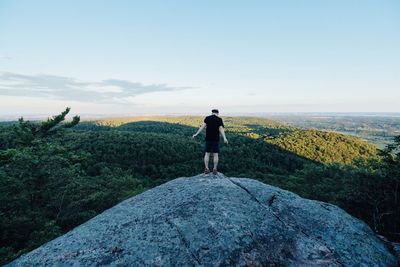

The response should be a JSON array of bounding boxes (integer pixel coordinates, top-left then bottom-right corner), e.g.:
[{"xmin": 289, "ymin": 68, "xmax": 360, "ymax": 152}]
[{"xmin": 192, "ymin": 122, "xmax": 206, "ymax": 138}]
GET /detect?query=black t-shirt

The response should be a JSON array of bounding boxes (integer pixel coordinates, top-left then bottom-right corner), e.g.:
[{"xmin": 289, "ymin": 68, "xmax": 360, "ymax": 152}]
[{"xmin": 204, "ymin": 115, "xmax": 224, "ymax": 141}]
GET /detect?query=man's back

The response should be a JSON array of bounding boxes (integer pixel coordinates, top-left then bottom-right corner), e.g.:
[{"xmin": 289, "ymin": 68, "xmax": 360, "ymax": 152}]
[
  {"xmin": 192, "ymin": 110, "xmax": 228, "ymax": 174},
  {"xmin": 204, "ymin": 114, "xmax": 224, "ymax": 141}
]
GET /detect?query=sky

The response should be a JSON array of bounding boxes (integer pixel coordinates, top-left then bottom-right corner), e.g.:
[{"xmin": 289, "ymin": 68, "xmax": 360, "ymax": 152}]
[{"xmin": 0, "ymin": 0, "xmax": 399, "ymax": 118}]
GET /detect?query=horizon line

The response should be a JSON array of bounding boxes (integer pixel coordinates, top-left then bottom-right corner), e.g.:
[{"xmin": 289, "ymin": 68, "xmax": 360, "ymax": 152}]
[{"xmin": 1, "ymin": 111, "xmax": 400, "ymax": 121}]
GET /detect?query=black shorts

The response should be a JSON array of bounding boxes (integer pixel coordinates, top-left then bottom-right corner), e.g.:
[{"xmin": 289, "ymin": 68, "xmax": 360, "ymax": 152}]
[{"xmin": 205, "ymin": 140, "xmax": 219, "ymax": 153}]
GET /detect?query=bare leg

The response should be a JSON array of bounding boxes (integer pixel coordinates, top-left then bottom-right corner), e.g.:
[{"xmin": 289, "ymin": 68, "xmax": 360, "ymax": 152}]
[
  {"xmin": 204, "ymin": 152, "xmax": 210, "ymax": 170},
  {"xmin": 213, "ymin": 153, "xmax": 219, "ymax": 171}
]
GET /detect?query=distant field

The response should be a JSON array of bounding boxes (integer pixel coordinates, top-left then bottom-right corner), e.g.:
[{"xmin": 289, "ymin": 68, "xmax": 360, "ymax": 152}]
[{"xmin": 266, "ymin": 115, "xmax": 400, "ymax": 149}]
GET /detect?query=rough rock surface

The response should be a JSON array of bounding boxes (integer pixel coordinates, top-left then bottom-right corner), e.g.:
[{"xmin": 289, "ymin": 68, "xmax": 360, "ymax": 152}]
[{"xmin": 7, "ymin": 174, "xmax": 399, "ymax": 266}]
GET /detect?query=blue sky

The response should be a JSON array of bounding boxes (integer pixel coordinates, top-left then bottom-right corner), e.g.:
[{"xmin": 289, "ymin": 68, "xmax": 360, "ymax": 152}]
[{"xmin": 0, "ymin": 0, "xmax": 399, "ymax": 117}]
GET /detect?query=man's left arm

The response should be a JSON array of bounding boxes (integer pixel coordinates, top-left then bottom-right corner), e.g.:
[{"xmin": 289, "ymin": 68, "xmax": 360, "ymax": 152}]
[{"xmin": 219, "ymin": 120, "xmax": 228, "ymax": 144}]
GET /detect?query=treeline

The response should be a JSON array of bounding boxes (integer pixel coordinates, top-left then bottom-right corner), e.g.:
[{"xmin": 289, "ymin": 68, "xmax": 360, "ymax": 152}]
[
  {"xmin": 268, "ymin": 129, "xmax": 377, "ymax": 164},
  {"xmin": 83, "ymin": 115, "xmax": 378, "ymax": 164},
  {"xmin": 0, "ymin": 110, "xmax": 399, "ymax": 265}
]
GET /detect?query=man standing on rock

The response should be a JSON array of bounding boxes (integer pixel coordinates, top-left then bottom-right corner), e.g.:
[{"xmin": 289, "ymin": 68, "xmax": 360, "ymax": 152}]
[{"xmin": 193, "ymin": 109, "xmax": 228, "ymax": 175}]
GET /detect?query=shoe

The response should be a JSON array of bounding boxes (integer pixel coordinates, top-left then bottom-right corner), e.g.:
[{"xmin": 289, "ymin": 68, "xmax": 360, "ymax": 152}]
[
  {"xmin": 204, "ymin": 168, "xmax": 210, "ymax": 174},
  {"xmin": 212, "ymin": 168, "xmax": 218, "ymax": 175}
]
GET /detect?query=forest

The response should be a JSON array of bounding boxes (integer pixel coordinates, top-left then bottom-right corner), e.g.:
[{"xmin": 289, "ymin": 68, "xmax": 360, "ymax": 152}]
[{"xmin": 0, "ymin": 108, "xmax": 399, "ymax": 265}]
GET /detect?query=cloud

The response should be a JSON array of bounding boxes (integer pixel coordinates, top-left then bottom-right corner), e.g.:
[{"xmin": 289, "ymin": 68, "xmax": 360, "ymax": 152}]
[
  {"xmin": 0, "ymin": 72, "xmax": 192, "ymax": 104},
  {"xmin": 0, "ymin": 55, "xmax": 12, "ymax": 60}
]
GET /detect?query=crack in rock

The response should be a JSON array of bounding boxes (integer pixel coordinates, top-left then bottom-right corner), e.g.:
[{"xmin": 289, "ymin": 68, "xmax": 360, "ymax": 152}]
[
  {"xmin": 165, "ymin": 217, "xmax": 202, "ymax": 266},
  {"xmin": 227, "ymin": 178, "xmax": 262, "ymax": 204},
  {"xmin": 320, "ymin": 203, "xmax": 332, "ymax": 211},
  {"xmin": 267, "ymin": 194, "xmax": 277, "ymax": 206},
  {"xmin": 226, "ymin": 177, "xmax": 345, "ymax": 266},
  {"xmin": 227, "ymin": 177, "xmax": 284, "ymax": 225}
]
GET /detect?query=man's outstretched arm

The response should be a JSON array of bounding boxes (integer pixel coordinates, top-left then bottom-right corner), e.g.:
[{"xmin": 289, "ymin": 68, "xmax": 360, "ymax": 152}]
[
  {"xmin": 219, "ymin": 126, "xmax": 228, "ymax": 144},
  {"xmin": 192, "ymin": 123, "xmax": 206, "ymax": 138}
]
